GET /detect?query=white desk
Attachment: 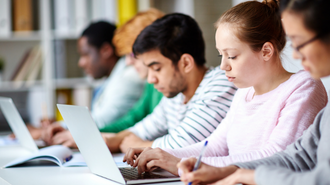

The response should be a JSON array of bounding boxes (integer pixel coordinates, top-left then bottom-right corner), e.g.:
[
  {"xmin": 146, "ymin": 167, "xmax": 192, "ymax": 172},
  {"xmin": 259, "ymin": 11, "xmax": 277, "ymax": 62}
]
[{"xmin": 0, "ymin": 145, "xmax": 184, "ymax": 185}]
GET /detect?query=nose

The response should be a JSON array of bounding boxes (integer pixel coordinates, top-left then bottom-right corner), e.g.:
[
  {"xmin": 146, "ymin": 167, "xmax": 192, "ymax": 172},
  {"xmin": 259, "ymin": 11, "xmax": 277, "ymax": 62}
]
[
  {"xmin": 220, "ymin": 58, "xmax": 231, "ymax": 71},
  {"xmin": 292, "ymin": 49, "xmax": 303, "ymax": 60},
  {"xmin": 78, "ymin": 57, "xmax": 87, "ymax": 68},
  {"xmin": 126, "ymin": 54, "xmax": 134, "ymax": 65},
  {"xmin": 147, "ymin": 71, "xmax": 158, "ymax": 84}
]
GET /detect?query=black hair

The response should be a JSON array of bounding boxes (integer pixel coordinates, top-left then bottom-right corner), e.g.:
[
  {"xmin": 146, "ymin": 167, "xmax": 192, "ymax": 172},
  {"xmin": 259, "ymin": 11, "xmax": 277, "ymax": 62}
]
[
  {"xmin": 81, "ymin": 21, "xmax": 117, "ymax": 50},
  {"xmin": 280, "ymin": 0, "xmax": 330, "ymax": 43},
  {"xmin": 133, "ymin": 13, "xmax": 206, "ymax": 66}
]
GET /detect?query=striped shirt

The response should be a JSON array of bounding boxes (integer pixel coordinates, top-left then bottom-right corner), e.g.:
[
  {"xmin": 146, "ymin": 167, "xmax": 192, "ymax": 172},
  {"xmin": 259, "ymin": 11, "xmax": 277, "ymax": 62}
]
[{"xmin": 128, "ymin": 66, "xmax": 237, "ymax": 149}]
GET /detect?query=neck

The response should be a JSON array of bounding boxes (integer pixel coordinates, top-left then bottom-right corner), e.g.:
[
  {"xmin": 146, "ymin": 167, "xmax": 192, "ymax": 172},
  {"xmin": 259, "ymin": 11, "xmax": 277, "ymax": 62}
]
[
  {"xmin": 182, "ymin": 66, "xmax": 208, "ymax": 104},
  {"xmin": 253, "ymin": 59, "xmax": 293, "ymax": 95},
  {"xmin": 105, "ymin": 55, "xmax": 120, "ymax": 77}
]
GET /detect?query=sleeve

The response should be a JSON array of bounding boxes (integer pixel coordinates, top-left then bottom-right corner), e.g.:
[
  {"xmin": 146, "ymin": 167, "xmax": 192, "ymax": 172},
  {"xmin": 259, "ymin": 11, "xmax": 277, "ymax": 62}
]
[
  {"xmin": 193, "ymin": 79, "xmax": 327, "ymax": 167},
  {"xmin": 99, "ymin": 83, "xmax": 151, "ymax": 133},
  {"xmin": 92, "ymin": 66, "xmax": 145, "ymax": 128},
  {"xmin": 152, "ymin": 74, "xmax": 236, "ymax": 149},
  {"xmin": 255, "ymin": 161, "xmax": 330, "ymax": 185},
  {"xmin": 128, "ymin": 97, "xmax": 169, "ymax": 140},
  {"xmin": 235, "ymin": 108, "xmax": 328, "ymax": 185},
  {"xmin": 163, "ymin": 112, "xmax": 233, "ymax": 158}
]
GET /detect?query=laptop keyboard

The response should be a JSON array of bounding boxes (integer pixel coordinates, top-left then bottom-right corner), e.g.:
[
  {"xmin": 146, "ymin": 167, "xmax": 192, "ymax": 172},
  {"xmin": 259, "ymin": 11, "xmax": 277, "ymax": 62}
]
[{"xmin": 119, "ymin": 168, "xmax": 169, "ymax": 180}]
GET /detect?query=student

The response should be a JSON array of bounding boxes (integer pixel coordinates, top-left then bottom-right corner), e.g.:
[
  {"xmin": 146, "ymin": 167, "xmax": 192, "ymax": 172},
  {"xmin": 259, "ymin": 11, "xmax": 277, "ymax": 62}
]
[
  {"xmin": 41, "ymin": 9, "xmax": 165, "ymax": 147},
  {"xmin": 177, "ymin": 0, "xmax": 330, "ymax": 184},
  {"xmin": 41, "ymin": 21, "xmax": 145, "ymax": 146},
  {"xmin": 102, "ymin": 13, "xmax": 237, "ymax": 153},
  {"xmin": 77, "ymin": 21, "xmax": 144, "ymax": 128},
  {"xmin": 122, "ymin": 0, "xmax": 327, "ymax": 176},
  {"xmin": 99, "ymin": 8, "xmax": 164, "ymax": 133}
]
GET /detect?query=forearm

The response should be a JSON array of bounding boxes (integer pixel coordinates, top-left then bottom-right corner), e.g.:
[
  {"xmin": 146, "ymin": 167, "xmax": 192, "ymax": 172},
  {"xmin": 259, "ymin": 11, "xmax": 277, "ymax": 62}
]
[
  {"xmin": 104, "ymin": 130, "xmax": 132, "ymax": 153},
  {"xmin": 208, "ymin": 165, "xmax": 239, "ymax": 183}
]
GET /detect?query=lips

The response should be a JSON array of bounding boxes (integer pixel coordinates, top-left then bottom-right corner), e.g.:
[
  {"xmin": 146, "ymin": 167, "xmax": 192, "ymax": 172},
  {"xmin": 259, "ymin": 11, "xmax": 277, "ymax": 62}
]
[
  {"xmin": 155, "ymin": 87, "xmax": 165, "ymax": 92},
  {"xmin": 226, "ymin": 75, "xmax": 235, "ymax": 82},
  {"xmin": 302, "ymin": 65, "xmax": 310, "ymax": 72}
]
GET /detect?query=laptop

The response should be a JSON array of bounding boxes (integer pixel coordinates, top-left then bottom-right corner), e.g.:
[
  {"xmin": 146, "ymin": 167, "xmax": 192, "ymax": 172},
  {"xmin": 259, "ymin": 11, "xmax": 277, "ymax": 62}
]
[
  {"xmin": 57, "ymin": 104, "xmax": 180, "ymax": 184},
  {"xmin": 0, "ymin": 97, "xmax": 38, "ymax": 153}
]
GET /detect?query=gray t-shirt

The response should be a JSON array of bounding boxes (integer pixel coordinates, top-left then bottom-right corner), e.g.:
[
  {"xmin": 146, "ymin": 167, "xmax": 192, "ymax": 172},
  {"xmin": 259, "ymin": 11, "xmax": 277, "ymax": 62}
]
[{"xmin": 235, "ymin": 100, "xmax": 330, "ymax": 185}]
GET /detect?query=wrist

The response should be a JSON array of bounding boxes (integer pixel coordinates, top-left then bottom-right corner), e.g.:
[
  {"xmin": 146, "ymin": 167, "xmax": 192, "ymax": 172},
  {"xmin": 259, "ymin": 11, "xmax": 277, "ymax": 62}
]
[
  {"xmin": 171, "ymin": 157, "xmax": 181, "ymax": 176},
  {"xmin": 219, "ymin": 165, "xmax": 239, "ymax": 178}
]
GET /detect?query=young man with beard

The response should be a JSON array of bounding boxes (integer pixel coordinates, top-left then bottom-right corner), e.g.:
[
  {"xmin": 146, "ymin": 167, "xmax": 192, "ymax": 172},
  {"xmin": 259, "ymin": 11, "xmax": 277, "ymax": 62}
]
[{"xmin": 102, "ymin": 13, "xmax": 237, "ymax": 153}]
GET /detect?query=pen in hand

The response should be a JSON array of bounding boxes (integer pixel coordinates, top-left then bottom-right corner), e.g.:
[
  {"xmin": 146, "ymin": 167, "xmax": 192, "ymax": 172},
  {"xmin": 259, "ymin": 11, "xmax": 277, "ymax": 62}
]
[{"xmin": 188, "ymin": 140, "xmax": 208, "ymax": 185}]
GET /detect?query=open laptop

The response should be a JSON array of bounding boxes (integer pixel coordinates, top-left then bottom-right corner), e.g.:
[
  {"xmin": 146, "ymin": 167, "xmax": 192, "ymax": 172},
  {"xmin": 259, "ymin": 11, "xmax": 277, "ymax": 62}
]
[
  {"xmin": 0, "ymin": 97, "xmax": 38, "ymax": 153},
  {"xmin": 57, "ymin": 104, "xmax": 180, "ymax": 184}
]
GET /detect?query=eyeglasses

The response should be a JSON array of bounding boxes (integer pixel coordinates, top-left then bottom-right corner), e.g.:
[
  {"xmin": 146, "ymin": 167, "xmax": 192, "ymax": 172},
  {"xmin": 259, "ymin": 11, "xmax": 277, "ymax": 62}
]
[{"xmin": 290, "ymin": 35, "xmax": 318, "ymax": 58}]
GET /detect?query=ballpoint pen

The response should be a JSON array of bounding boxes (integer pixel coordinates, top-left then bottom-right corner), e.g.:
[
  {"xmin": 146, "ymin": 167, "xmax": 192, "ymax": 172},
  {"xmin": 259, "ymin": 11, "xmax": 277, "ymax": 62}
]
[
  {"xmin": 188, "ymin": 140, "xmax": 208, "ymax": 185},
  {"xmin": 64, "ymin": 155, "xmax": 73, "ymax": 163}
]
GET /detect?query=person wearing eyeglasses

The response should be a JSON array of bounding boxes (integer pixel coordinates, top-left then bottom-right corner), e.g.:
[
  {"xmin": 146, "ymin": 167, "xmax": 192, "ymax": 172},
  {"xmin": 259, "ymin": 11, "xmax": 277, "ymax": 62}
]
[{"xmin": 178, "ymin": 0, "xmax": 330, "ymax": 184}]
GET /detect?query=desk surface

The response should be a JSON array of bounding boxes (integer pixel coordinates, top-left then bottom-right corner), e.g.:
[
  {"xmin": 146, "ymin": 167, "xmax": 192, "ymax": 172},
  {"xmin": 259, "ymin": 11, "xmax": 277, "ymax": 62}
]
[{"xmin": 0, "ymin": 145, "xmax": 184, "ymax": 185}]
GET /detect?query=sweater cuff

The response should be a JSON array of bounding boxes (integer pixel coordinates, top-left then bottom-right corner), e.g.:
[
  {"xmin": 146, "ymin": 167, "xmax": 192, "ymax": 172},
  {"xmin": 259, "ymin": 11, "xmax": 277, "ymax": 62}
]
[{"xmin": 177, "ymin": 157, "xmax": 191, "ymax": 176}]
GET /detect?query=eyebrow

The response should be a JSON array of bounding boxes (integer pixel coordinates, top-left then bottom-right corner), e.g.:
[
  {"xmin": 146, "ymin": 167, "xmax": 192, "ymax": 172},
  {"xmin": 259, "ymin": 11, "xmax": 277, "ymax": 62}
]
[
  {"xmin": 146, "ymin": 61, "xmax": 161, "ymax": 67},
  {"xmin": 215, "ymin": 47, "xmax": 237, "ymax": 51},
  {"xmin": 223, "ymin": 48, "xmax": 237, "ymax": 51}
]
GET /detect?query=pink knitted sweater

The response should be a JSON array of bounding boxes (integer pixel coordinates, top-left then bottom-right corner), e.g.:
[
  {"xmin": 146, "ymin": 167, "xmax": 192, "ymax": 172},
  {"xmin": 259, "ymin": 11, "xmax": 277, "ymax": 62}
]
[{"xmin": 164, "ymin": 71, "xmax": 327, "ymax": 167}]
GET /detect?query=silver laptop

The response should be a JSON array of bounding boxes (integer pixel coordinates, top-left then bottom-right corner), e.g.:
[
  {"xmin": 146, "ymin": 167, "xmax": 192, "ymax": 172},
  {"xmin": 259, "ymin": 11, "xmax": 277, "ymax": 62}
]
[
  {"xmin": 0, "ymin": 97, "xmax": 38, "ymax": 153},
  {"xmin": 57, "ymin": 104, "xmax": 180, "ymax": 184}
]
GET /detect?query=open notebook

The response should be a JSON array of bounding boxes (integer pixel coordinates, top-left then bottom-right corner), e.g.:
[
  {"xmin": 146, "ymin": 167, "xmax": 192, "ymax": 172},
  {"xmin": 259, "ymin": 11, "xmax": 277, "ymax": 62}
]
[{"xmin": 0, "ymin": 96, "xmax": 130, "ymax": 168}]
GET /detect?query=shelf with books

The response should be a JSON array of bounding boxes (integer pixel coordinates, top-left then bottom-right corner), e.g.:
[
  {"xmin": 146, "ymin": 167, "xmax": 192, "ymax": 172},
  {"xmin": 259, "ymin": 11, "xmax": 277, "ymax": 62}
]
[
  {"xmin": 52, "ymin": 33, "xmax": 79, "ymax": 40},
  {"xmin": 0, "ymin": 31, "xmax": 41, "ymax": 41},
  {"xmin": 54, "ymin": 77, "xmax": 104, "ymax": 89},
  {"xmin": 0, "ymin": 80, "xmax": 43, "ymax": 92}
]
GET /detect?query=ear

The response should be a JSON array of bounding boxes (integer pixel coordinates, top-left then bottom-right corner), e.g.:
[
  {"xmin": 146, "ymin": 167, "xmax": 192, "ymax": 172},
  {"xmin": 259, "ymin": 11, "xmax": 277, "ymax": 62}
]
[
  {"xmin": 261, "ymin": 42, "xmax": 275, "ymax": 61},
  {"xmin": 178, "ymin": 54, "xmax": 195, "ymax": 74},
  {"xmin": 99, "ymin": 43, "xmax": 114, "ymax": 59}
]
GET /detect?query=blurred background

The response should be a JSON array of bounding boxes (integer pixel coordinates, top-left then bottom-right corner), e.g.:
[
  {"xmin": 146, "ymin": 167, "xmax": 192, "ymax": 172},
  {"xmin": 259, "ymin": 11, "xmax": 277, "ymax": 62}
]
[{"xmin": 0, "ymin": 0, "xmax": 328, "ymax": 131}]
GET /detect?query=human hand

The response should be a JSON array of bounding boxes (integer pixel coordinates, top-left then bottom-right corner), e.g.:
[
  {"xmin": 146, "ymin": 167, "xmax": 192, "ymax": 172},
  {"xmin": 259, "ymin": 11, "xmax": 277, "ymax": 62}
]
[
  {"xmin": 40, "ymin": 118, "xmax": 56, "ymax": 128},
  {"xmin": 52, "ymin": 130, "xmax": 77, "ymax": 148},
  {"xmin": 41, "ymin": 123, "xmax": 65, "ymax": 145},
  {"xmin": 101, "ymin": 132, "xmax": 119, "ymax": 151},
  {"xmin": 123, "ymin": 147, "xmax": 145, "ymax": 166},
  {"xmin": 119, "ymin": 134, "xmax": 153, "ymax": 153},
  {"xmin": 27, "ymin": 124, "xmax": 43, "ymax": 139},
  {"xmin": 178, "ymin": 157, "xmax": 239, "ymax": 185},
  {"xmin": 9, "ymin": 124, "xmax": 43, "ymax": 140},
  {"xmin": 124, "ymin": 147, "xmax": 181, "ymax": 175},
  {"xmin": 213, "ymin": 169, "xmax": 256, "ymax": 185}
]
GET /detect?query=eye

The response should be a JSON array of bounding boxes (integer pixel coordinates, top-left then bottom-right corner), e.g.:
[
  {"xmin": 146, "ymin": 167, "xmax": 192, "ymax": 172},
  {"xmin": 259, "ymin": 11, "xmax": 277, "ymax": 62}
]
[
  {"xmin": 154, "ymin": 68, "xmax": 161, "ymax": 72},
  {"xmin": 228, "ymin": 56, "xmax": 236, "ymax": 59}
]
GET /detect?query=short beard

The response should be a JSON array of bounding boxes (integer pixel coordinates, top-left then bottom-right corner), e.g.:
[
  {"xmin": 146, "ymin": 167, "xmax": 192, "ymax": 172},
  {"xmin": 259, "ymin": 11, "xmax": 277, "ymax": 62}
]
[{"xmin": 166, "ymin": 71, "xmax": 186, "ymax": 98}]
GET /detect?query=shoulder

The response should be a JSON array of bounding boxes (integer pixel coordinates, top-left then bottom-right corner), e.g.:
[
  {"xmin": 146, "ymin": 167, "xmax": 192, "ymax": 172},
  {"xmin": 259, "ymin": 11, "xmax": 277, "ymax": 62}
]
[
  {"xmin": 280, "ymin": 70, "xmax": 327, "ymax": 102},
  {"xmin": 204, "ymin": 66, "xmax": 227, "ymax": 81},
  {"xmin": 286, "ymin": 70, "xmax": 322, "ymax": 88}
]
